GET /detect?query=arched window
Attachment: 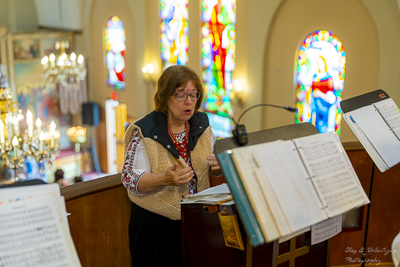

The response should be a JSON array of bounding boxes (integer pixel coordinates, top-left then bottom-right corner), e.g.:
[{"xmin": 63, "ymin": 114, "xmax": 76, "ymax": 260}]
[
  {"xmin": 160, "ymin": 0, "xmax": 189, "ymax": 69},
  {"xmin": 104, "ymin": 16, "xmax": 126, "ymax": 90},
  {"xmin": 201, "ymin": 0, "xmax": 236, "ymax": 138},
  {"xmin": 295, "ymin": 29, "xmax": 346, "ymax": 135}
]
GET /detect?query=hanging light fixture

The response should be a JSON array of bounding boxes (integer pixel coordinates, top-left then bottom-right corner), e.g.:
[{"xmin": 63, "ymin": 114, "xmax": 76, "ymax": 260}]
[
  {"xmin": 0, "ymin": 65, "xmax": 60, "ymax": 180},
  {"xmin": 40, "ymin": 40, "xmax": 86, "ymax": 87},
  {"xmin": 40, "ymin": 0, "xmax": 87, "ymax": 87}
]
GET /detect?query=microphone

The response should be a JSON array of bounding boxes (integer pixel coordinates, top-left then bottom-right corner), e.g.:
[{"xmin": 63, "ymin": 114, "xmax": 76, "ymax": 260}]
[{"xmin": 231, "ymin": 103, "xmax": 297, "ymax": 146}]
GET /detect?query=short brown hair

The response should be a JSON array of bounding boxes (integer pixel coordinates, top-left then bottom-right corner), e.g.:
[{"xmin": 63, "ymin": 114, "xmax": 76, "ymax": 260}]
[{"xmin": 154, "ymin": 65, "xmax": 204, "ymax": 114}]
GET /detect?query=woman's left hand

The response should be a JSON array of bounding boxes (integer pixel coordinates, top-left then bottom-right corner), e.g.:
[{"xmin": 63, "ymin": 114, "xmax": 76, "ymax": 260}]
[{"xmin": 207, "ymin": 155, "xmax": 222, "ymax": 177}]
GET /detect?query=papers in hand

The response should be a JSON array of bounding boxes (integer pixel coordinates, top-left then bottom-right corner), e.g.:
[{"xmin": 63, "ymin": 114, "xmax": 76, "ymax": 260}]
[
  {"xmin": 181, "ymin": 183, "xmax": 233, "ymax": 204},
  {"xmin": 0, "ymin": 183, "xmax": 81, "ymax": 267}
]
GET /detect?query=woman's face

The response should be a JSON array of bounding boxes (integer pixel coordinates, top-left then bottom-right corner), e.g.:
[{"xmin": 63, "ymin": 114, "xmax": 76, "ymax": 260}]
[{"xmin": 167, "ymin": 81, "xmax": 198, "ymax": 126}]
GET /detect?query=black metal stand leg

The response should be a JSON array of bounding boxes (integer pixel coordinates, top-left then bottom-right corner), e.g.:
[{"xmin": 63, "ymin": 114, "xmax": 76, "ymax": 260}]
[{"xmin": 361, "ymin": 162, "xmax": 375, "ymax": 267}]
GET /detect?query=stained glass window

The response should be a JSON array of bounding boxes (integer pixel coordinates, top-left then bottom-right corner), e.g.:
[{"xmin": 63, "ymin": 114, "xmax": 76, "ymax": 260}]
[
  {"xmin": 295, "ymin": 29, "xmax": 346, "ymax": 135},
  {"xmin": 105, "ymin": 16, "xmax": 126, "ymax": 90},
  {"xmin": 160, "ymin": 0, "xmax": 189, "ymax": 69},
  {"xmin": 201, "ymin": 0, "xmax": 236, "ymax": 138}
]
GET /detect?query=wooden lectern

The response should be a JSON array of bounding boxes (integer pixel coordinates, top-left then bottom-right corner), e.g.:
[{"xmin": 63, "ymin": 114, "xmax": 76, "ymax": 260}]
[{"xmin": 181, "ymin": 123, "xmax": 331, "ymax": 267}]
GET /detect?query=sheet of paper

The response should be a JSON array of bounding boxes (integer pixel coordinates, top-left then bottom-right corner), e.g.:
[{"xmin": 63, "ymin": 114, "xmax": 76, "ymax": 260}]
[
  {"xmin": 311, "ymin": 215, "xmax": 342, "ymax": 245},
  {"xmin": 343, "ymin": 112, "xmax": 387, "ymax": 171},
  {"xmin": 181, "ymin": 183, "xmax": 232, "ymax": 204},
  {"xmin": 374, "ymin": 98, "xmax": 400, "ymax": 139},
  {"xmin": 0, "ymin": 195, "xmax": 81, "ymax": 267},
  {"xmin": 349, "ymin": 103, "xmax": 400, "ymax": 169},
  {"xmin": 294, "ymin": 132, "xmax": 369, "ymax": 217},
  {"xmin": 252, "ymin": 140, "xmax": 327, "ymax": 233},
  {"xmin": 231, "ymin": 146, "xmax": 281, "ymax": 242}
]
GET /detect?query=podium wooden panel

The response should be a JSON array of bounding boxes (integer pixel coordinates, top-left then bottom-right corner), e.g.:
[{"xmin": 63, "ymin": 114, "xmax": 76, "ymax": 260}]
[{"xmin": 181, "ymin": 203, "xmax": 330, "ymax": 267}]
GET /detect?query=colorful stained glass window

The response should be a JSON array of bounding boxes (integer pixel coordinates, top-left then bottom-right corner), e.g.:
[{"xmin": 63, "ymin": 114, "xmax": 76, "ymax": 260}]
[
  {"xmin": 201, "ymin": 0, "xmax": 236, "ymax": 138},
  {"xmin": 295, "ymin": 29, "xmax": 346, "ymax": 135},
  {"xmin": 105, "ymin": 16, "xmax": 126, "ymax": 90},
  {"xmin": 160, "ymin": 0, "xmax": 189, "ymax": 69}
]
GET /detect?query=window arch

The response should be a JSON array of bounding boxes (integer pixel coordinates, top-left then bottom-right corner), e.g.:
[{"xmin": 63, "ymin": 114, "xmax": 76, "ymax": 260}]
[
  {"xmin": 201, "ymin": 0, "xmax": 237, "ymax": 138},
  {"xmin": 160, "ymin": 0, "xmax": 189, "ymax": 69},
  {"xmin": 104, "ymin": 16, "xmax": 126, "ymax": 90},
  {"xmin": 295, "ymin": 29, "xmax": 346, "ymax": 135}
]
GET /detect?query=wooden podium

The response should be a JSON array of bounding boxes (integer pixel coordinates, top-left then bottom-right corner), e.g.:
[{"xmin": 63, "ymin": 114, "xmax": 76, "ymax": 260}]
[
  {"xmin": 181, "ymin": 123, "xmax": 331, "ymax": 267},
  {"xmin": 181, "ymin": 203, "xmax": 330, "ymax": 267}
]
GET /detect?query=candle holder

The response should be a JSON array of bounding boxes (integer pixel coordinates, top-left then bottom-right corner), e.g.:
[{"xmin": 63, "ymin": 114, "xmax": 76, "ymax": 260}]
[
  {"xmin": 66, "ymin": 126, "xmax": 87, "ymax": 177},
  {"xmin": 0, "ymin": 65, "xmax": 60, "ymax": 182}
]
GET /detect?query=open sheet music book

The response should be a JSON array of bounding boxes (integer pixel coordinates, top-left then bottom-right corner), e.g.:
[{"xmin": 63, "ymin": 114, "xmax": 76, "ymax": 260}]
[
  {"xmin": 343, "ymin": 97, "xmax": 400, "ymax": 172},
  {"xmin": 0, "ymin": 183, "xmax": 81, "ymax": 267},
  {"xmin": 229, "ymin": 131, "xmax": 369, "ymax": 243}
]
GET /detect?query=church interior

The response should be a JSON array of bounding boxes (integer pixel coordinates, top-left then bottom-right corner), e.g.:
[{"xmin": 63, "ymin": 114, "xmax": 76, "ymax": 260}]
[{"xmin": 1, "ymin": 0, "xmax": 400, "ymax": 266}]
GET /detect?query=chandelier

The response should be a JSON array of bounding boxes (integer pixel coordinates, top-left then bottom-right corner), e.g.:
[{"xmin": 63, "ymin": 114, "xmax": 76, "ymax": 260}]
[
  {"xmin": 0, "ymin": 65, "xmax": 60, "ymax": 179},
  {"xmin": 40, "ymin": 40, "xmax": 87, "ymax": 87}
]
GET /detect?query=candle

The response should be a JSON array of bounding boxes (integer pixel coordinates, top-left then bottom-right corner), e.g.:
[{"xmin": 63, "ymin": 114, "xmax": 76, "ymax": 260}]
[
  {"xmin": 41, "ymin": 56, "xmax": 49, "ymax": 70},
  {"xmin": 26, "ymin": 110, "xmax": 33, "ymax": 138},
  {"xmin": 12, "ymin": 136, "xmax": 19, "ymax": 158},
  {"xmin": 77, "ymin": 55, "xmax": 85, "ymax": 69},
  {"xmin": 70, "ymin": 52, "xmax": 77, "ymax": 67},
  {"xmin": 49, "ymin": 120, "xmax": 56, "ymax": 148},
  {"xmin": 49, "ymin": 53, "xmax": 56, "ymax": 68},
  {"xmin": 36, "ymin": 118, "xmax": 42, "ymax": 134}
]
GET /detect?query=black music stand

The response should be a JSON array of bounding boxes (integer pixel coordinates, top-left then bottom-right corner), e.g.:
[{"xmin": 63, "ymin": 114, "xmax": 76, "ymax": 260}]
[
  {"xmin": 214, "ymin": 123, "xmax": 331, "ymax": 267},
  {"xmin": 340, "ymin": 89, "xmax": 394, "ymax": 267}
]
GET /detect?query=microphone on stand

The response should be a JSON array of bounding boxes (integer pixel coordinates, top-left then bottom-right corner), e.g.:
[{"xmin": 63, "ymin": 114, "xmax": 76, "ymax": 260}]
[{"xmin": 231, "ymin": 103, "xmax": 297, "ymax": 146}]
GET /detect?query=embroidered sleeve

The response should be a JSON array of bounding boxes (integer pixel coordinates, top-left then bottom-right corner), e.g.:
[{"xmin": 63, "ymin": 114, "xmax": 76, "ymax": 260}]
[{"xmin": 121, "ymin": 128, "xmax": 151, "ymax": 195}]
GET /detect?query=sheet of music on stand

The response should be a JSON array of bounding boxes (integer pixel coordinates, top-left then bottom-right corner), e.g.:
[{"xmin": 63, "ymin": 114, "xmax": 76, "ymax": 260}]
[
  {"xmin": 230, "ymin": 132, "xmax": 369, "ymax": 244},
  {"xmin": 0, "ymin": 183, "xmax": 81, "ymax": 267},
  {"xmin": 343, "ymin": 97, "xmax": 400, "ymax": 172}
]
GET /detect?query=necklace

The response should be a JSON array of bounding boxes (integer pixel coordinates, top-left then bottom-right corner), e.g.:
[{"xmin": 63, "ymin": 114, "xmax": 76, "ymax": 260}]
[{"xmin": 167, "ymin": 119, "xmax": 190, "ymax": 159}]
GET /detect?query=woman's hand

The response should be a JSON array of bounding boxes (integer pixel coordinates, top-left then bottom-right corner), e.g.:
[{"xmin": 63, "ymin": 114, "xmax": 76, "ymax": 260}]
[
  {"xmin": 207, "ymin": 156, "xmax": 222, "ymax": 177},
  {"xmin": 162, "ymin": 162, "xmax": 194, "ymax": 186}
]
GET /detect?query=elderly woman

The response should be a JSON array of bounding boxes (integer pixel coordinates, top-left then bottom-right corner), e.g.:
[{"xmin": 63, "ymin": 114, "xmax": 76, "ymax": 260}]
[{"xmin": 121, "ymin": 65, "xmax": 221, "ymax": 267}]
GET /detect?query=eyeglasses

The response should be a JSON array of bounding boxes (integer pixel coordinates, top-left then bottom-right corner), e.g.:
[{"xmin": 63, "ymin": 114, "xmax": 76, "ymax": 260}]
[{"xmin": 173, "ymin": 91, "xmax": 202, "ymax": 102}]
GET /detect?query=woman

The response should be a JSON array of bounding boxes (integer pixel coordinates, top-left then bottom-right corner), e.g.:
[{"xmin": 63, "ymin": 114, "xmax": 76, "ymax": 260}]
[{"xmin": 121, "ymin": 65, "xmax": 221, "ymax": 267}]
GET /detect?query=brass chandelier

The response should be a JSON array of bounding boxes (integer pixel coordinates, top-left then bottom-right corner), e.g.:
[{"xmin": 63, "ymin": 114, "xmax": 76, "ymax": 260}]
[{"xmin": 0, "ymin": 65, "xmax": 60, "ymax": 178}]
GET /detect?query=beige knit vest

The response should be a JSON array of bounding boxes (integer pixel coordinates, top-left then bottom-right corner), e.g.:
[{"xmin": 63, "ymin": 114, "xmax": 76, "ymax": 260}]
[{"xmin": 123, "ymin": 123, "xmax": 212, "ymax": 220}]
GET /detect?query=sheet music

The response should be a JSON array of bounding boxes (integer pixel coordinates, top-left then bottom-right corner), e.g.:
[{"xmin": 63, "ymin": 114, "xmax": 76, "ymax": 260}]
[
  {"xmin": 294, "ymin": 132, "xmax": 369, "ymax": 217},
  {"xmin": 0, "ymin": 195, "xmax": 81, "ymax": 267},
  {"xmin": 252, "ymin": 140, "xmax": 327, "ymax": 232},
  {"xmin": 231, "ymin": 145, "xmax": 281, "ymax": 241},
  {"xmin": 348, "ymin": 103, "xmax": 400, "ymax": 169},
  {"xmin": 311, "ymin": 215, "xmax": 342, "ymax": 245},
  {"xmin": 374, "ymin": 98, "xmax": 400, "ymax": 140}
]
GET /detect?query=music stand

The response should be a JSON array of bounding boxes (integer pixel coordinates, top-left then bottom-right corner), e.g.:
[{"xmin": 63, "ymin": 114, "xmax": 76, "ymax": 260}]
[
  {"xmin": 216, "ymin": 123, "xmax": 318, "ymax": 238},
  {"xmin": 340, "ymin": 89, "xmax": 394, "ymax": 267},
  {"xmin": 214, "ymin": 122, "xmax": 335, "ymax": 266}
]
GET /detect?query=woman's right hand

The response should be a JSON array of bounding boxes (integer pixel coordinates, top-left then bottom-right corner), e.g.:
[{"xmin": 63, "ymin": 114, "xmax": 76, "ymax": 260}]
[{"xmin": 162, "ymin": 162, "xmax": 194, "ymax": 186}]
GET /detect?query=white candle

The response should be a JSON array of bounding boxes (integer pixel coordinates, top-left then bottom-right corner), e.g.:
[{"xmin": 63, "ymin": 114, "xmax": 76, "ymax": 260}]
[
  {"xmin": 49, "ymin": 53, "xmax": 56, "ymax": 68},
  {"xmin": 49, "ymin": 120, "xmax": 56, "ymax": 148},
  {"xmin": 26, "ymin": 110, "xmax": 33, "ymax": 138},
  {"xmin": 41, "ymin": 56, "xmax": 49, "ymax": 70},
  {"xmin": 12, "ymin": 136, "xmax": 19, "ymax": 158},
  {"xmin": 70, "ymin": 52, "xmax": 77, "ymax": 67},
  {"xmin": 36, "ymin": 118, "xmax": 42, "ymax": 134}
]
